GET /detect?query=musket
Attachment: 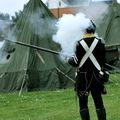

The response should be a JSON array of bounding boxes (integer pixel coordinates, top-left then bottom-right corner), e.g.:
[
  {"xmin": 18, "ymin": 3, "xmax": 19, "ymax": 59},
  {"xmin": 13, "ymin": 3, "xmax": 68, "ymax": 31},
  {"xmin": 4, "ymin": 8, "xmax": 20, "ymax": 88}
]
[{"xmin": 0, "ymin": 37, "xmax": 60, "ymax": 55}]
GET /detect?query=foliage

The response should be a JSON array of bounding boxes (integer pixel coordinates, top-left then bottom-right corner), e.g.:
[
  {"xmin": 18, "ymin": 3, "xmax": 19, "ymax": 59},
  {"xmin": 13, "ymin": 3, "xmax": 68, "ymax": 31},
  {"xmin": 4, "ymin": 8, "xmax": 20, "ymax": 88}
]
[
  {"xmin": 0, "ymin": 12, "xmax": 10, "ymax": 21},
  {"xmin": 11, "ymin": 10, "xmax": 22, "ymax": 23},
  {"xmin": 0, "ymin": 74, "xmax": 119, "ymax": 120},
  {"xmin": 11, "ymin": 4, "xmax": 27, "ymax": 23}
]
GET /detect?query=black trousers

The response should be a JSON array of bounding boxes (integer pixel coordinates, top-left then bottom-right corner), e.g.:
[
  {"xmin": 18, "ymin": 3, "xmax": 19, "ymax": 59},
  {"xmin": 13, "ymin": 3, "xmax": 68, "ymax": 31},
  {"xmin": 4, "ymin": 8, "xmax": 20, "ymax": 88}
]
[{"xmin": 75, "ymin": 71, "xmax": 105, "ymax": 110}]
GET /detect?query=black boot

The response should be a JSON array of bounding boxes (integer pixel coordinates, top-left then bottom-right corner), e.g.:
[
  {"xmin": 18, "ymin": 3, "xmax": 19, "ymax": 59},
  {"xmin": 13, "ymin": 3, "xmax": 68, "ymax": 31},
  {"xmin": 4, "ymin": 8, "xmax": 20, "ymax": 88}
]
[
  {"xmin": 80, "ymin": 109, "xmax": 90, "ymax": 120},
  {"xmin": 96, "ymin": 108, "xmax": 106, "ymax": 120}
]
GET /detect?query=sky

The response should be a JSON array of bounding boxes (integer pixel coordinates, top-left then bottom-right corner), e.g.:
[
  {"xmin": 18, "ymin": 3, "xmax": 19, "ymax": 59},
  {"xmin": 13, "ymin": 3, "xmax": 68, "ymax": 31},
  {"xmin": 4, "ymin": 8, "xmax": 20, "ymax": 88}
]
[
  {"xmin": 0, "ymin": 0, "xmax": 30, "ymax": 16},
  {"xmin": 0, "ymin": 0, "xmax": 120, "ymax": 16},
  {"xmin": 0, "ymin": 0, "xmax": 49, "ymax": 16}
]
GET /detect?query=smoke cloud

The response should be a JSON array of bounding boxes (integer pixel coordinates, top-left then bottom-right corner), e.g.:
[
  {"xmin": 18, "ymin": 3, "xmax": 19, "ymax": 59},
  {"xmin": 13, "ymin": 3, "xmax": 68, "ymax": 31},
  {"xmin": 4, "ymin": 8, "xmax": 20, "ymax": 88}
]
[
  {"xmin": 0, "ymin": 20, "xmax": 9, "ymax": 48},
  {"xmin": 29, "ymin": 8, "xmax": 56, "ymax": 39},
  {"xmin": 117, "ymin": 0, "xmax": 120, "ymax": 4},
  {"xmin": 82, "ymin": 2, "xmax": 109, "ymax": 25},
  {"xmin": 0, "ymin": 20, "xmax": 15, "ymax": 64},
  {"xmin": 53, "ymin": 12, "xmax": 91, "ymax": 60}
]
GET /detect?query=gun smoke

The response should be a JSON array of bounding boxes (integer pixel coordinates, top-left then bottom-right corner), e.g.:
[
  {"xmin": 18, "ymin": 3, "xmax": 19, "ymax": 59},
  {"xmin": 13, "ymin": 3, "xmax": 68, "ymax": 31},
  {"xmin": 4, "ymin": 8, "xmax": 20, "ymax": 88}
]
[
  {"xmin": 52, "ymin": 12, "xmax": 91, "ymax": 60},
  {"xmin": 29, "ymin": 8, "xmax": 56, "ymax": 39}
]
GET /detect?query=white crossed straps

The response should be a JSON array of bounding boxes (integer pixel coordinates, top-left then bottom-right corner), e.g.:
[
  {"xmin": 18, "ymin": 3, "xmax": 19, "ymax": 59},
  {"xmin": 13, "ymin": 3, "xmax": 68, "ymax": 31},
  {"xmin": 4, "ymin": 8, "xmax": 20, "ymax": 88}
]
[{"xmin": 79, "ymin": 38, "xmax": 103, "ymax": 74}]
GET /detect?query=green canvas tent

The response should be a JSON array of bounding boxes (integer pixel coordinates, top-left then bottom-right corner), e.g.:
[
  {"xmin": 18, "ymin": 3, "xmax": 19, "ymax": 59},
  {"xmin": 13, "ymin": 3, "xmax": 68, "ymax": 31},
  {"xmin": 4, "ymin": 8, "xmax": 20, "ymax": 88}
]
[
  {"xmin": 96, "ymin": 0, "xmax": 120, "ymax": 67},
  {"xmin": 96, "ymin": 0, "xmax": 120, "ymax": 45},
  {"xmin": 0, "ymin": 0, "xmax": 75, "ymax": 92}
]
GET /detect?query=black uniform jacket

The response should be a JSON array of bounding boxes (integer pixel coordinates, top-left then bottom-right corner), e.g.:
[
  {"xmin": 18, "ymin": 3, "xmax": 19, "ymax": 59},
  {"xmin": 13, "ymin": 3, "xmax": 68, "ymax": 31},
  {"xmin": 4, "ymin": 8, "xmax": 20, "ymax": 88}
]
[{"xmin": 68, "ymin": 37, "xmax": 106, "ymax": 72}]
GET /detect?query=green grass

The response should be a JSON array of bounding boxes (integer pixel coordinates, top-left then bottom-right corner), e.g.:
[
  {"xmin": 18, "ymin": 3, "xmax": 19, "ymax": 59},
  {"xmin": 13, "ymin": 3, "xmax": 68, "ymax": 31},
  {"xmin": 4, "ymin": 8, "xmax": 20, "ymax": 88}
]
[{"xmin": 0, "ymin": 73, "xmax": 120, "ymax": 120}]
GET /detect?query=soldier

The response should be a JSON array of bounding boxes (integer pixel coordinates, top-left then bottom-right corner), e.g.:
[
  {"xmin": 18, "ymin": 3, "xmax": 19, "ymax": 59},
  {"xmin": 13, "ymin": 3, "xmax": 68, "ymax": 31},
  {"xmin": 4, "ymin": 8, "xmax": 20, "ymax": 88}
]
[{"xmin": 67, "ymin": 21, "xmax": 107, "ymax": 120}]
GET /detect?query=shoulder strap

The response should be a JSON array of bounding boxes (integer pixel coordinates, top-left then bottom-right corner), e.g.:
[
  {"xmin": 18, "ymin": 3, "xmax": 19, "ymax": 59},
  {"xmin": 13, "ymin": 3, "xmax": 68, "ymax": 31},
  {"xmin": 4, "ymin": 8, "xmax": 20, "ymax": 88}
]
[{"xmin": 79, "ymin": 38, "xmax": 101, "ymax": 71}]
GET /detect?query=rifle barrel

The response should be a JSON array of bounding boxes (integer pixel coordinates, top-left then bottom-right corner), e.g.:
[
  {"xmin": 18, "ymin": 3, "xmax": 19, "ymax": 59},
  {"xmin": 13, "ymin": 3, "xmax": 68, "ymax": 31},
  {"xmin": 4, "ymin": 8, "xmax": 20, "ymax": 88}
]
[{"xmin": 2, "ymin": 37, "xmax": 60, "ymax": 55}]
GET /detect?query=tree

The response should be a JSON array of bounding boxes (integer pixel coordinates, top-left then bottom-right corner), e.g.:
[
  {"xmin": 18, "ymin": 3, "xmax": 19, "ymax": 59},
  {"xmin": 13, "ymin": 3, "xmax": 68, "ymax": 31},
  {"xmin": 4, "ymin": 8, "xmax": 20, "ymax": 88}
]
[{"xmin": 0, "ymin": 12, "xmax": 10, "ymax": 21}]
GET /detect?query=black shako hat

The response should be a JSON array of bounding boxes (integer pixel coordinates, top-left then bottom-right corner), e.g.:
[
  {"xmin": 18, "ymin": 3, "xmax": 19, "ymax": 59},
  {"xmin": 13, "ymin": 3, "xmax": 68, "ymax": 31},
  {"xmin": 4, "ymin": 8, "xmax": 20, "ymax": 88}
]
[{"xmin": 86, "ymin": 20, "xmax": 96, "ymax": 33}]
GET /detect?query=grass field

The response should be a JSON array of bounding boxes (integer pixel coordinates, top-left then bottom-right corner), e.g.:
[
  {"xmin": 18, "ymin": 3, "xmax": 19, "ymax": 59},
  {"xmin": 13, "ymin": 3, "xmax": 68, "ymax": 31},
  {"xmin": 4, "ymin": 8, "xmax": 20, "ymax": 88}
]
[{"xmin": 0, "ymin": 73, "xmax": 120, "ymax": 120}]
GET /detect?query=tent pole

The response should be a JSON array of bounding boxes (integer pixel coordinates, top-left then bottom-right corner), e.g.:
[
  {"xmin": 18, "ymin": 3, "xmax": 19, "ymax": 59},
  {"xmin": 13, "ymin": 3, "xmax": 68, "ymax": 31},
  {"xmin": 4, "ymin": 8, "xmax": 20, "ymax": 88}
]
[
  {"xmin": 19, "ymin": 73, "xmax": 29, "ymax": 96},
  {"xmin": 19, "ymin": 75, "xmax": 26, "ymax": 96}
]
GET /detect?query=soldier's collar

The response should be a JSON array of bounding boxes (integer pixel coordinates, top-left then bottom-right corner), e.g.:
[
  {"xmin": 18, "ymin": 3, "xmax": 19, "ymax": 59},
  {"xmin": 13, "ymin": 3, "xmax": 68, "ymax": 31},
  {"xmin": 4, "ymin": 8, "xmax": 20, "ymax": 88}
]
[{"xmin": 83, "ymin": 33, "xmax": 95, "ymax": 38}]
